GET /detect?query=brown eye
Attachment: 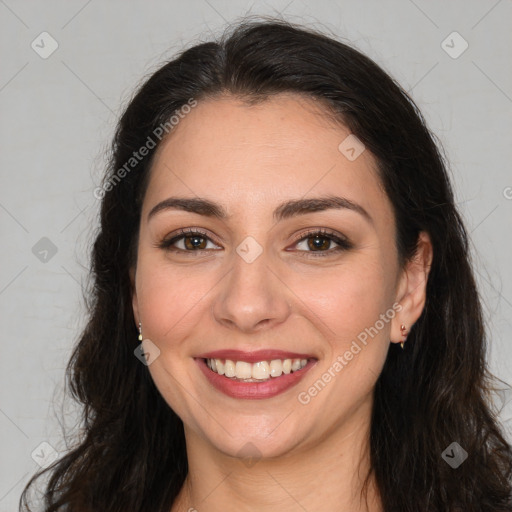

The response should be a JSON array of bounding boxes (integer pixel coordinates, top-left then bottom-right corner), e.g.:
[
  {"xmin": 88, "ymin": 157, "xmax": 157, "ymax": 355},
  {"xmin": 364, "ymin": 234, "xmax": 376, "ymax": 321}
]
[
  {"xmin": 182, "ymin": 234, "xmax": 208, "ymax": 250},
  {"xmin": 304, "ymin": 236, "xmax": 331, "ymax": 251},
  {"xmin": 158, "ymin": 229, "xmax": 220, "ymax": 252},
  {"xmin": 292, "ymin": 229, "xmax": 353, "ymax": 257}
]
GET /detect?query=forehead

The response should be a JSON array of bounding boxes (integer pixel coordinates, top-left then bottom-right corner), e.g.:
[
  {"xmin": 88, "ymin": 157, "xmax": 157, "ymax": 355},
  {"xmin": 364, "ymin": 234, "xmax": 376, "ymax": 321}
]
[{"xmin": 143, "ymin": 93, "xmax": 392, "ymax": 225}]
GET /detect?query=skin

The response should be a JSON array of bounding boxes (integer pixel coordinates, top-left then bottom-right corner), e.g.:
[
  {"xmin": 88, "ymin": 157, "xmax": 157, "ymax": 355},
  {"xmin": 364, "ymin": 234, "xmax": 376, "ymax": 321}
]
[{"xmin": 130, "ymin": 92, "xmax": 433, "ymax": 512}]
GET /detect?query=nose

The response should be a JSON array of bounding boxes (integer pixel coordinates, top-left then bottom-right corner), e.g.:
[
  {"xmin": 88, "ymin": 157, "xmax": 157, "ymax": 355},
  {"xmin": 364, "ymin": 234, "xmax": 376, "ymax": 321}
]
[{"xmin": 212, "ymin": 248, "xmax": 292, "ymax": 333}]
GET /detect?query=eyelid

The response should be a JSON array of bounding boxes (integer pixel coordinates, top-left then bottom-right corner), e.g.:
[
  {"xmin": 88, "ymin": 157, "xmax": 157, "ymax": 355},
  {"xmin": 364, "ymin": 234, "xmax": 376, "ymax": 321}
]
[
  {"xmin": 157, "ymin": 227, "xmax": 221, "ymax": 249},
  {"xmin": 157, "ymin": 227, "xmax": 352, "ymax": 255},
  {"xmin": 289, "ymin": 228, "xmax": 353, "ymax": 257},
  {"xmin": 290, "ymin": 227, "xmax": 348, "ymax": 244}
]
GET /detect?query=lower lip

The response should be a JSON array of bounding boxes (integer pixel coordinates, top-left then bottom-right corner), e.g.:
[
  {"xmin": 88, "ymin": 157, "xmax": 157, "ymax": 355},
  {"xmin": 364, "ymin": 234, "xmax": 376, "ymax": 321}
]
[{"xmin": 195, "ymin": 358, "xmax": 317, "ymax": 400}]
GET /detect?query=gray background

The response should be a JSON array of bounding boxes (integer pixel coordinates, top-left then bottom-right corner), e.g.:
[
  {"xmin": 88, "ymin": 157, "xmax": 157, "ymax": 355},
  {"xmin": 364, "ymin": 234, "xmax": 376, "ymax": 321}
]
[{"xmin": 1, "ymin": 0, "xmax": 511, "ymax": 509}]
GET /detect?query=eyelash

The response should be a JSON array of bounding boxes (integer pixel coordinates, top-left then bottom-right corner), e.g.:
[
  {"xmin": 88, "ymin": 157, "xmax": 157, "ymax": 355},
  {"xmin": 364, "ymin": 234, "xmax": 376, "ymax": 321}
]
[{"xmin": 156, "ymin": 227, "xmax": 353, "ymax": 258}]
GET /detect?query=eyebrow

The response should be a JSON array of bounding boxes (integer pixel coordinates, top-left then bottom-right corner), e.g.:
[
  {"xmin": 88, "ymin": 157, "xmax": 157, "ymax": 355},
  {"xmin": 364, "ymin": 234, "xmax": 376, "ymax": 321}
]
[{"xmin": 147, "ymin": 195, "xmax": 373, "ymax": 225}]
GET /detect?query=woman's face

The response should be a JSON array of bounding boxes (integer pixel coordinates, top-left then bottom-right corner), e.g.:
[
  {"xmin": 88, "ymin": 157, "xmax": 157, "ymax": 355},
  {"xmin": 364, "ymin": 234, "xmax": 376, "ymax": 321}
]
[{"xmin": 131, "ymin": 93, "xmax": 425, "ymax": 459}]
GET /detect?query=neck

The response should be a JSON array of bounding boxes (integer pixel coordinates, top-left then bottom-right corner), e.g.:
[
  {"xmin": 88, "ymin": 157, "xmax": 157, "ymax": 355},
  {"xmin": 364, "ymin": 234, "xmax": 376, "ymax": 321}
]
[{"xmin": 171, "ymin": 398, "xmax": 381, "ymax": 512}]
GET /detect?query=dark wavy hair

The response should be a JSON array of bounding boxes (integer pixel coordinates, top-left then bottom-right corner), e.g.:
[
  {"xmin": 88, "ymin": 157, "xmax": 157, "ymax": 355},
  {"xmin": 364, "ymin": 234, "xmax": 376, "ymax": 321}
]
[{"xmin": 20, "ymin": 16, "xmax": 512, "ymax": 512}]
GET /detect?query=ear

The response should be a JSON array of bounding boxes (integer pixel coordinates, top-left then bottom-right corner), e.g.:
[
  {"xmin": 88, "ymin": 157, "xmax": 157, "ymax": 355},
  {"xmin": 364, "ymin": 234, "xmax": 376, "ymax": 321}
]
[
  {"xmin": 129, "ymin": 265, "xmax": 139, "ymax": 327},
  {"xmin": 391, "ymin": 231, "xmax": 433, "ymax": 344}
]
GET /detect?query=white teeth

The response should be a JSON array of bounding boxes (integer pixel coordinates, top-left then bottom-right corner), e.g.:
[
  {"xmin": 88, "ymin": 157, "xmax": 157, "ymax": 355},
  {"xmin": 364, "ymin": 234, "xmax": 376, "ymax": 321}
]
[
  {"xmin": 252, "ymin": 361, "xmax": 270, "ymax": 380},
  {"xmin": 235, "ymin": 361, "xmax": 252, "ymax": 379},
  {"xmin": 224, "ymin": 359, "xmax": 236, "ymax": 378},
  {"xmin": 206, "ymin": 357, "xmax": 309, "ymax": 380},
  {"xmin": 269, "ymin": 359, "xmax": 283, "ymax": 377}
]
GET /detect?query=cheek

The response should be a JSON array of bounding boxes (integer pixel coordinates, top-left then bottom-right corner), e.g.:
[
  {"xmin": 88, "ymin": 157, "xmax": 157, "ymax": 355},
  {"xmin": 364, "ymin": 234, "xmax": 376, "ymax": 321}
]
[
  {"xmin": 296, "ymin": 258, "xmax": 392, "ymax": 340},
  {"xmin": 135, "ymin": 255, "xmax": 213, "ymax": 347}
]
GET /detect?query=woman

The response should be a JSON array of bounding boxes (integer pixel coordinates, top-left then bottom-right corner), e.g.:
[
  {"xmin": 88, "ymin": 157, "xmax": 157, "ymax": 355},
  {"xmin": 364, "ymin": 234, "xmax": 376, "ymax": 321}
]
[{"xmin": 21, "ymin": 17, "xmax": 512, "ymax": 512}]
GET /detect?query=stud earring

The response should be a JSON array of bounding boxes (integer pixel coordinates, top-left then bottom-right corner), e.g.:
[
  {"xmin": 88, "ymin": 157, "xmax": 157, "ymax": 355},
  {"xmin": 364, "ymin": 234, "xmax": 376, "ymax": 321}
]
[{"xmin": 400, "ymin": 324, "xmax": 408, "ymax": 349}]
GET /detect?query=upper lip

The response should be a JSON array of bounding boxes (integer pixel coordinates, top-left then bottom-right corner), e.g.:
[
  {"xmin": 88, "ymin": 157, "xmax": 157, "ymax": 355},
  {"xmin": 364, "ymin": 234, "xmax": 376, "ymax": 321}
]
[{"xmin": 195, "ymin": 349, "xmax": 317, "ymax": 363}]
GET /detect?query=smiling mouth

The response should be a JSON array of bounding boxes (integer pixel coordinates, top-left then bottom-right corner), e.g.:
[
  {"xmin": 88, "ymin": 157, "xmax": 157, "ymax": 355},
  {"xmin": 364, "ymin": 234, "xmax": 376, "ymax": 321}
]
[{"xmin": 204, "ymin": 357, "xmax": 312, "ymax": 382}]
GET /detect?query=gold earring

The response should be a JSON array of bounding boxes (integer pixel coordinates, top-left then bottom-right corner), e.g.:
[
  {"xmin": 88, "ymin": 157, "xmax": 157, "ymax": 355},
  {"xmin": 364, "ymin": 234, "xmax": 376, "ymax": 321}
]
[{"xmin": 400, "ymin": 324, "xmax": 408, "ymax": 349}]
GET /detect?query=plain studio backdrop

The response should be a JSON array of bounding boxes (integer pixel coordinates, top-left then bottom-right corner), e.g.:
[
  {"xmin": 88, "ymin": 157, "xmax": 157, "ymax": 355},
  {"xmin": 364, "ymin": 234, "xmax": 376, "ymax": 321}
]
[{"xmin": 0, "ymin": 0, "xmax": 511, "ymax": 509}]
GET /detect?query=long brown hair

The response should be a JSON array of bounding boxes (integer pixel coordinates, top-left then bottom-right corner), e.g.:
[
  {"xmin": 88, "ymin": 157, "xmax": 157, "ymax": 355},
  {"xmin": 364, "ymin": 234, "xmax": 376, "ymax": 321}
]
[{"xmin": 20, "ymin": 16, "xmax": 512, "ymax": 511}]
